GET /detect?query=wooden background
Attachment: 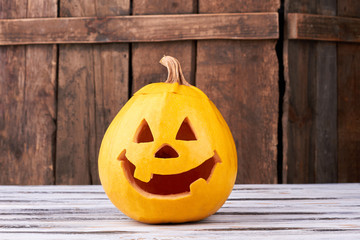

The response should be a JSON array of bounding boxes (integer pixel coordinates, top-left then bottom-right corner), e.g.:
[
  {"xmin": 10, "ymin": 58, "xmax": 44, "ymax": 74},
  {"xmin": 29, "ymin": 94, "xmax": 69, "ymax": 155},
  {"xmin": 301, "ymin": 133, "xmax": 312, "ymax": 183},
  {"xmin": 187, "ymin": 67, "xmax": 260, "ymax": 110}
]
[
  {"xmin": 283, "ymin": 0, "xmax": 360, "ymax": 183},
  {"xmin": 0, "ymin": 0, "xmax": 359, "ymax": 185}
]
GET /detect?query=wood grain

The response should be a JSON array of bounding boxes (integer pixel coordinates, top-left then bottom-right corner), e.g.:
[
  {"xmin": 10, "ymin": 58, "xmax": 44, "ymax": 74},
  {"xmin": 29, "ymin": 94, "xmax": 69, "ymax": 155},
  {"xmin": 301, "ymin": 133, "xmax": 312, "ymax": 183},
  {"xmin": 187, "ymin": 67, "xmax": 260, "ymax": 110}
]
[
  {"xmin": 337, "ymin": 0, "xmax": 360, "ymax": 183},
  {"xmin": 288, "ymin": 13, "xmax": 360, "ymax": 42},
  {"xmin": 56, "ymin": 44, "xmax": 95, "ymax": 184},
  {"xmin": 314, "ymin": 41, "xmax": 337, "ymax": 183},
  {"xmin": 199, "ymin": 0, "xmax": 280, "ymax": 13},
  {"xmin": 56, "ymin": 0, "xmax": 129, "ymax": 184},
  {"xmin": 197, "ymin": 40, "xmax": 279, "ymax": 184},
  {"xmin": 133, "ymin": 0, "xmax": 196, "ymax": 15},
  {"xmin": 131, "ymin": 0, "xmax": 196, "ymax": 95},
  {"xmin": 93, "ymin": 44, "xmax": 129, "ymax": 184},
  {"xmin": 91, "ymin": 0, "xmax": 130, "ymax": 184},
  {"xmin": 1, "ymin": 184, "xmax": 359, "ymax": 239},
  {"xmin": 0, "ymin": 0, "xmax": 57, "ymax": 184},
  {"xmin": 197, "ymin": 0, "xmax": 280, "ymax": 184},
  {"xmin": 283, "ymin": 0, "xmax": 338, "ymax": 183},
  {"xmin": 60, "ymin": 0, "xmax": 129, "ymax": 17},
  {"xmin": 0, "ymin": 13, "xmax": 279, "ymax": 45}
]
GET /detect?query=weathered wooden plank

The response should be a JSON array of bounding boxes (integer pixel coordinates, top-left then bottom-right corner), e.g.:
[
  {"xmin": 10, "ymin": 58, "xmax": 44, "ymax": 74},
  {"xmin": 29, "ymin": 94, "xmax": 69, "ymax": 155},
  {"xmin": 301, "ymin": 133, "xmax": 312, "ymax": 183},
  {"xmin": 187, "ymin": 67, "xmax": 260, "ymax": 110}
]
[
  {"xmin": 1, "ymin": 192, "xmax": 359, "ymax": 209},
  {"xmin": 196, "ymin": 40, "xmax": 279, "ymax": 184},
  {"xmin": 133, "ymin": 0, "xmax": 196, "ymax": 15},
  {"xmin": 0, "ymin": 232, "xmax": 359, "ymax": 240},
  {"xmin": 1, "ymin": 217, "xmax": 359, "ymax": 231},
  {"xmin": 0, "ymin": 13, "xmax": 279, "ymax": 45},
  {"xmin": 56, "ymin": 0, "xmax": 130, "ymax": 184},
  {"xmin": 1, "ymin": 183, "xmax": 360, "ymax": 198},
  {"xmin": 131, "ymin": 0, "xmax": 196, "ymax": 95},
  {"xmin": 0, "ymin": 184, "xmax": 359, "ymax": 239},
  {"xmin": 311, "ymin": 2, "xmax": 337, "ymax": 184},
  {"xmin": 0, "ymin": 0, "xmax": 57, "ymax": 185},
  {"xmin": 337, "ymin": 0, "xmax": 360, "ymax": 183},
  {"xmin": 197, "ymin": 0, "xmax": 280, "ymax": 184},
  {"xmin": 288, "ymin": 13, "xmax": 360, "ymax": 42},
  {"xmin": 315, "ymin": 41, "xmax": 337, "ymax": 183},
  {"xmin": 92, "ymin": 0, "xmax": 130, "ymax": 184},
  {"xmin": 93, "ymin": 43, "xmax": 129, "ymax": 184},
  {"xmin": 56, "ymin": 44, "xmax": 95, "ymax": 184},
  {"xmin": 199, "ymin": 0, "xmax": 280, "ymax": 13},
  {"xmin": 283, "ymin": 0, "xmax": 338, "ymax": 183},
  {"xmin": 284, "ymin": 40, "xmax": 317, "ymax": 183}
]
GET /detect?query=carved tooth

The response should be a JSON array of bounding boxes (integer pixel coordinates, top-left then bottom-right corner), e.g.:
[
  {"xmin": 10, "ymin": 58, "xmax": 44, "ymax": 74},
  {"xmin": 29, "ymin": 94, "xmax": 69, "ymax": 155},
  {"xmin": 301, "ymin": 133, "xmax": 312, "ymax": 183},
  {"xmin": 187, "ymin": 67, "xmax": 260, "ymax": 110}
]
[
  {"xmin": 134, "ymin": 167, "xmax": 152, "ymax": 183},
  {"xmin": 213, "ymin": 150, "xmax": 222, "ymax": 163},
  {"xmin": 189, "ymin": 178, "xmax": 207, "ymax": 193}
]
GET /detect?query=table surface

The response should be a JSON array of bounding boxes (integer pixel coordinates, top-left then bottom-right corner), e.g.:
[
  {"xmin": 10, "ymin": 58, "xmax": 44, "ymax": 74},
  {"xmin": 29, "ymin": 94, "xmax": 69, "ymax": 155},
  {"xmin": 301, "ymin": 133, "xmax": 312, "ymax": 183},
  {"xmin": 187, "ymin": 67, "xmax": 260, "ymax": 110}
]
[{"xmin": 1, "ymin": 184, "xmax": 360, "ymax": 239}]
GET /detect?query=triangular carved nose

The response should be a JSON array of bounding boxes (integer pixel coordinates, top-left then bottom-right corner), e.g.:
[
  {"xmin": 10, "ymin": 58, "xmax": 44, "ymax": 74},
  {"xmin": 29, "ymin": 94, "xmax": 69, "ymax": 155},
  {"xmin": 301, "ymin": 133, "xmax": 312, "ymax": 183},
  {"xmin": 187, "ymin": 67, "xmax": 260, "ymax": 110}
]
[{"xmin": 155, "ymin": 144, "xmax": 179, "ymax": 158}]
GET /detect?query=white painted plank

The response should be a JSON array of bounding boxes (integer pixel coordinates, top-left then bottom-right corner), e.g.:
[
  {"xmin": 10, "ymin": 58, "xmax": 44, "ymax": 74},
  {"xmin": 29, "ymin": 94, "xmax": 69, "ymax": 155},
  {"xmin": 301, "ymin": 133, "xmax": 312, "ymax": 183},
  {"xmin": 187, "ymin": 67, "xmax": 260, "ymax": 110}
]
[{"xmin": 0, "ymin": 184, "xmax": 359, "ymax": 239}]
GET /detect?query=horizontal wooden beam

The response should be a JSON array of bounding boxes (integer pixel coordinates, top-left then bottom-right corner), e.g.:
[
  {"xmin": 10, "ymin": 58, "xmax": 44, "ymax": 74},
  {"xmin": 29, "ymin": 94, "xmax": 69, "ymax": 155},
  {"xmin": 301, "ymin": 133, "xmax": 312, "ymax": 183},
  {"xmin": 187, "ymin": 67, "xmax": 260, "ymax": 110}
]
[
  {"xmin": 0, "ymin": 13, "xmax": 278, "ymax": 45},
  {"xmin": 288, "ymin": 13, "xmax": 360, "ymax": 43}
]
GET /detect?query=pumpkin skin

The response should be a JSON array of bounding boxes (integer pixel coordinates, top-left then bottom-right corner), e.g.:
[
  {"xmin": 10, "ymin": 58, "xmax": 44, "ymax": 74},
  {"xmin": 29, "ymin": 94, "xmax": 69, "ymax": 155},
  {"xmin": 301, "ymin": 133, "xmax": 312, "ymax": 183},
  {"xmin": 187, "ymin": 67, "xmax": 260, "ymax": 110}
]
[{"xmin": 98, "ymin": 57, "xmax": 237, "ymax": 224}]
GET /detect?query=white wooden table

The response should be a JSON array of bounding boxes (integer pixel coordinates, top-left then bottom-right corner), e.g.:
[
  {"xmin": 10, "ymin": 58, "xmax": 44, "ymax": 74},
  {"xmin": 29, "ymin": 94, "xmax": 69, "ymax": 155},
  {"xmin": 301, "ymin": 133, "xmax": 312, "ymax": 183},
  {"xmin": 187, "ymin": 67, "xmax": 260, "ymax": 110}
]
[{"xmin": 1, "ymin": 184, "xmax": 360, "ymax": 239}]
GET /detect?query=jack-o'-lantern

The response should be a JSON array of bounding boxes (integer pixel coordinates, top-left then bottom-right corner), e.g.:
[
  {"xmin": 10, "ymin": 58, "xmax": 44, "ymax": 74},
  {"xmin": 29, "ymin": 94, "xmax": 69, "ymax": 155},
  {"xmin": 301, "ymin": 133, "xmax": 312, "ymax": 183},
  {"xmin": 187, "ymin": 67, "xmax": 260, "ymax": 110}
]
[{"xmin": 98, "ymin": 56, "xmax": 237, "ymax": 224}]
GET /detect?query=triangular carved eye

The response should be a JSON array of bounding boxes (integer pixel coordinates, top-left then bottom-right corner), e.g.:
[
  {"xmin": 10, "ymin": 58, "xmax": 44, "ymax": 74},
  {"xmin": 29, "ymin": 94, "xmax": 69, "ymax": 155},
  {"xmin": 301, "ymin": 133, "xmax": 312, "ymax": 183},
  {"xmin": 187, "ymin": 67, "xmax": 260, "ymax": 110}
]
[
  {"xmin": 176, "ymin": 117, "xmax": 197, "ymax": 141},
  {"xmin": 134, "ymin": 119, "xmax": 154, "ymax": 143}
]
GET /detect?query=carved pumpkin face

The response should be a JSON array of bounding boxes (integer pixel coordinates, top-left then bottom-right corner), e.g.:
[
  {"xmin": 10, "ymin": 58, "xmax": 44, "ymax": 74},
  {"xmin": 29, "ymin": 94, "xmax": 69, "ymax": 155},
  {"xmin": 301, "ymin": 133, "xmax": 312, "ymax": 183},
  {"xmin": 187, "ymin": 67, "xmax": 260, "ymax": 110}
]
[{"xmin": 98, "ymin": 56, "xmax": 237, "ymax": 224}]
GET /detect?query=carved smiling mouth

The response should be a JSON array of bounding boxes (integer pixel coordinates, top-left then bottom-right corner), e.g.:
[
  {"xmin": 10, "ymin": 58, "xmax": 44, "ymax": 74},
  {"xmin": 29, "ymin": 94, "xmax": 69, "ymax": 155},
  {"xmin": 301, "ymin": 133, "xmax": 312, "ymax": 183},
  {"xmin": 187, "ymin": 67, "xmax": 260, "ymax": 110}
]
[{"xmin": 118, "ymin": 151, "xmax": 221, "ymax": 196}]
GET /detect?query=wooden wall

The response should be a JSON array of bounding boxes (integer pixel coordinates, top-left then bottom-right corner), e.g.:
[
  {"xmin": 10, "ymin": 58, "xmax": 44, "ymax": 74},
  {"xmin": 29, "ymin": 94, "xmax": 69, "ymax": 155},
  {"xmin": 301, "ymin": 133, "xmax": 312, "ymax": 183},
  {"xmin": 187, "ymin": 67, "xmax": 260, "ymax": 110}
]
[
  {"xmin": 283, "ymin": 0, "xmax": 360, "ymax": 183},
  {"xmin": 0, "ymin": 0, "xmax": 359, "ymax": 185}
]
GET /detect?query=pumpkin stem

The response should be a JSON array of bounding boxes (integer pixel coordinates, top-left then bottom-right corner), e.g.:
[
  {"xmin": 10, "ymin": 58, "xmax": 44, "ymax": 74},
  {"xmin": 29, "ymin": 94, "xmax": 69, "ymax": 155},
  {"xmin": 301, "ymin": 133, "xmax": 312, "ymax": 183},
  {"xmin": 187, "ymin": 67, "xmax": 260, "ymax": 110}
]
[{"xmin": 160, "ymin": 56, "xmax": 191, "ymax": 86}]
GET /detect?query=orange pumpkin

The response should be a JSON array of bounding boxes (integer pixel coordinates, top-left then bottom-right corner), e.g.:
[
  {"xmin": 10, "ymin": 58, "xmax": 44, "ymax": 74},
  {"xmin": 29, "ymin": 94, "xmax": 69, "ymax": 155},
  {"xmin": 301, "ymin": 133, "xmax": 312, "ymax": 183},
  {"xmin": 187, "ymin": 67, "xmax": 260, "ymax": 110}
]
[{"xmin": 98, "ymin": 56, "xmax": 237, "ymax": 223}]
